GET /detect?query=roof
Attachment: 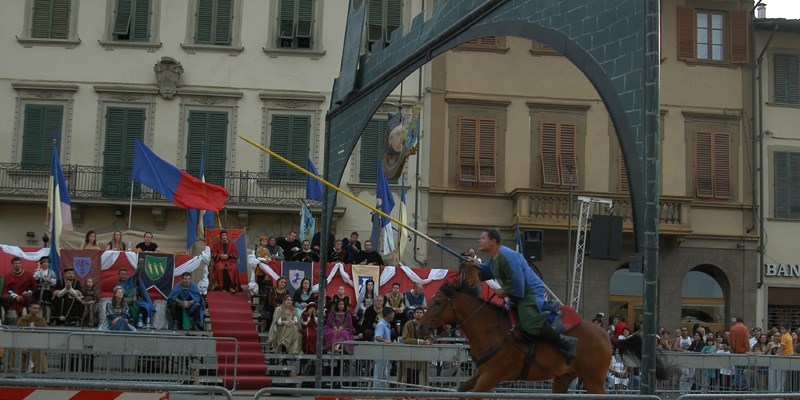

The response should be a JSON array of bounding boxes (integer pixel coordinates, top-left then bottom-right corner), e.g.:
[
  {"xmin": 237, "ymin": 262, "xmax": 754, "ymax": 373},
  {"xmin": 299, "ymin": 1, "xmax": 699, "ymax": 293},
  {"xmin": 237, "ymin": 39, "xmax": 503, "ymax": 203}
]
[{"xmin": 755, "ymin": 18, "xmax": 800, "ymax": 34}]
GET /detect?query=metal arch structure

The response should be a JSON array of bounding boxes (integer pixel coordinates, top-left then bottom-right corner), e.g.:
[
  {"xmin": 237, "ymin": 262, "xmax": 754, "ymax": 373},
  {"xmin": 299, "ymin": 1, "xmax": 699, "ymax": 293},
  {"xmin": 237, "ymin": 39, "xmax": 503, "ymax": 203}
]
[{"xmin": 317, "ymin": 0, "xmax": 661, "ymax": 393}]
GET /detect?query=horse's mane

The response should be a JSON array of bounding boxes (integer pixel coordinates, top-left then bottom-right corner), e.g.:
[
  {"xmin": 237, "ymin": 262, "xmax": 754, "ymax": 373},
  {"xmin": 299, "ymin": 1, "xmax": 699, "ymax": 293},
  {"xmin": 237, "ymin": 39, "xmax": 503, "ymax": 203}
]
[{"xmin": 438, "ymin": 279, "xmax": 505, "ymax": 314}]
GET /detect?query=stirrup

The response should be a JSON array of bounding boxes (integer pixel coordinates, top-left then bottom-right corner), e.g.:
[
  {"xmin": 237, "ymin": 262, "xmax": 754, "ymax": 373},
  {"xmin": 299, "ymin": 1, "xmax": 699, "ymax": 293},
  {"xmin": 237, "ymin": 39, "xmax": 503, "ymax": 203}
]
[{"xmin": 559, "ymin": 335, "xmax": 578, "ymax": 364}]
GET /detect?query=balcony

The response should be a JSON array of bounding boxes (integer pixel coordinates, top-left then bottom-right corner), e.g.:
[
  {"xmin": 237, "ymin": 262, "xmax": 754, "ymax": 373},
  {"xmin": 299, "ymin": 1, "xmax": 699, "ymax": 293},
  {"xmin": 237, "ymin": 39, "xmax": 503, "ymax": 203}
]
[
  {"xmin": 0, "ymin": 163, "xmax": 316, "ymax": 208},
  {"xmin": 511, "ymin": 189, "xmax": 693, "ymax": 236}
]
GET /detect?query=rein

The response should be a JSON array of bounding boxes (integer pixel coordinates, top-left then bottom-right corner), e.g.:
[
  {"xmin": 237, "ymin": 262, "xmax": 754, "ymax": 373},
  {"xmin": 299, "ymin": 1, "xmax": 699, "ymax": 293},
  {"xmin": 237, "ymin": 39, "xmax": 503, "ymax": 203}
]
[{"xmin": 436, "ymin": 291, "xmax": 508, "ymax": 367}]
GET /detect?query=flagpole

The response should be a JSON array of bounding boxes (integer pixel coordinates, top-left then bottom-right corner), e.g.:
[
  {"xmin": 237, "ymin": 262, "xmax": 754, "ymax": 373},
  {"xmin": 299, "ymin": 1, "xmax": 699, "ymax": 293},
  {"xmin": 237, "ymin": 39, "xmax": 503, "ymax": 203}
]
[{"xmin": 239, "ymin": 135, "xmax": 468, "ymax": 261}]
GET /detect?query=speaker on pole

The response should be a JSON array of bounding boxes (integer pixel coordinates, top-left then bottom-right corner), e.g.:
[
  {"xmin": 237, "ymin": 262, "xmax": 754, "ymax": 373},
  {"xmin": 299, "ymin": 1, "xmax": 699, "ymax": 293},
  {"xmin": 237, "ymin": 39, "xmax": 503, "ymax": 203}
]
[
  {"xmin": 523, "ymin": 229, "xmax": 544, "ymax": 262},
  {"xmin": 589, "ymin": 215, "xmax": 623, "ymax": 260}
]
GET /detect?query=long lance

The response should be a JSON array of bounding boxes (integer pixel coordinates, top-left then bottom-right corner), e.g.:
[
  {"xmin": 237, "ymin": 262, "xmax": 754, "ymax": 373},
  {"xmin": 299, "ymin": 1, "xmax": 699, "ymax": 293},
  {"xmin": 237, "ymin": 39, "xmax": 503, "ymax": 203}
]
[{"xmin": 238, "ymin": 135, "xmax": 564, "ymax": 304}]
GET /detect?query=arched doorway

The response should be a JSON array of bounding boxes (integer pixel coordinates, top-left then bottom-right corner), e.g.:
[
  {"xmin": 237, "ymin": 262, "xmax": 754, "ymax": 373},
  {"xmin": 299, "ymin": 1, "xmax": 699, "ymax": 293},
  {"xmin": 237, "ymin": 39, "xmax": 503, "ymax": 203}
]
[
  {"xmin": 680, "ymin": 265, "xmax": 728, "ymax": 333},
  {"xmin": 609, "ymin": 267, "xmax": 644, "ymax": 331}
]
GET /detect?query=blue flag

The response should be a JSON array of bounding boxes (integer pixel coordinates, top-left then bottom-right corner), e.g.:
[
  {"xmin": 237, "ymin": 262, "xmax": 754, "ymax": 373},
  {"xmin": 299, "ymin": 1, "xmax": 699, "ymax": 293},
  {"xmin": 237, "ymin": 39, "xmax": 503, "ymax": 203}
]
[
  {"xmin": 306, "ymin": 157, "xmax": 323, "ymax": 201},
  {"xmin": 49, "ymin": 145, "xmax": 72, "ymax": 281},
  {"xmin": 300, "ymin": 202, "xmax": 316, "ymax": 242},
  {"xmin": 376, "ymin": 160, "xmax": 395, "ymax": 226}
]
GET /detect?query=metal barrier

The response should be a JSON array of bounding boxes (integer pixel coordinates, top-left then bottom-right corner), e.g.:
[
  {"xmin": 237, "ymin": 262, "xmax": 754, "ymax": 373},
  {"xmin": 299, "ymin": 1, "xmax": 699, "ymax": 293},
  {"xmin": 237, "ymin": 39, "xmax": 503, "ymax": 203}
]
[
  {"xmin": 255, "ymin": 387, "xmax": 662, "ymax": 399},
  {"xmin": 0, "ymin": 327, "xmax": 238, "ymax": 389},
  {"xmin": 0, "ymin": 378, "xmax": 233, "ymax": 400}
]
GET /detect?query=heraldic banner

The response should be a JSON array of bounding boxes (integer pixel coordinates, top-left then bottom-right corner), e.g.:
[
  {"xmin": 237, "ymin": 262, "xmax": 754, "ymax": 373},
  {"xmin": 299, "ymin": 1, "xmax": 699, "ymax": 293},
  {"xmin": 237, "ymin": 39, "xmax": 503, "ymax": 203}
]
[
  {"xmin": 282, "ymin": 261, "xmax": 313, "ymax": 298},
  {"xmin": 205, "ymin": 228, "xmax": 247, "ymax": 274},
  {"xmin": 60, "ymin": 249, "xmax": 103, "ymax": 292},
  {"xmin": 137, "ymin": 252, "xmax": 175, "ymax": 298},
  {"xmin": 351, "ymin": 264, "xmax": 380, "ymax": 304}
]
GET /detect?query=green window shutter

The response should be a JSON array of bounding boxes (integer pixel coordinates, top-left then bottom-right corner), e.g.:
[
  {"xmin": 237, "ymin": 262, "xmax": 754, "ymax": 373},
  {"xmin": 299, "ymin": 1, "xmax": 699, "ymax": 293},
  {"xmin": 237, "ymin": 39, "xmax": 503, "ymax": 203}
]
[
  {"xmin": 775, "ymin": 54, "xmax": 800, "ymax": 104},
  {"xmin": 269, "ymin": 114, "xmax": 310, "ymax": 180},
  {"xmin": 385, "ymin": 0, "xmax": 402, "ymax": 44},
  {"xmin": 102, "ymin": 107, "xmax": 145, "ymax": 197},
  {"xmin": 32, "ymin": 0, "xmax": 70, "ymax": 39},
  {"xmin": 213, "ymin": 0, "xmax": 233, "ymax": 45},
  {"xmin": 278, "ymin": 0, "xmax": 296, "ymax": 39},
  {"xmin": 791, "ymin": 153, "xmax": 800, "ymax": 219},
  {"xmin": 187, "ymin": 110, "xmax": 228, "ymax": 186},
  {"xmin": 366, "ymin": 0, "xmax": 383, "ymax": 44},
  {"xmin": 775, "ymin": 152, "xmax": 800, "ymax": 219},
  {"xmin": 22, "ymin": 104, "xmax": 63, "ymax": 170},
  {"xmin": 296, "ymin": 0, "xmax": 313, "ymax": 38},
  {"xmin": 112, "ymin": 0, "xmax": 133, "ymax": 35},
  {"xmin": 131, "ymin": 0, "xmax": 151, "ymax": 41},
  {"xmin": 360, "ymin": 118, "xmax": 385, "ymax": 184},
  {"xmin": 195, "ymin": 0, "xmax": 214, "ymax": 44}
]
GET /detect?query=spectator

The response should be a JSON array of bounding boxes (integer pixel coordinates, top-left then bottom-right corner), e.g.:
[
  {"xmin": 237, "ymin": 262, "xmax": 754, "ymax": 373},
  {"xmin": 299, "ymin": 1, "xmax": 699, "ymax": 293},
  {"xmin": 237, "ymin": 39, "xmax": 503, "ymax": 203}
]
[
  {"xmin": 117, "ymin": 267, "xmax": 152, "ymax": 329},
  {"xmin": 80, "ymin": 230, "xmax": 101, "ymax": 250},
  {"xmin": 780, "ymin": 325, "xmax": 794, "ymax": 356},
  {"xmin": 293, "ymin": 240, "xmax": 319, "ymax": 263},
  {"xmin": 403, "ymin": 283, "xmax": 427, "ymax": 319},
  {"xmin": 328, "ymin": 239, "xmax": 350, "ymax": 264},
  {"xmin": 106, "ymin": 230, "xmax": 126, "ymax": 251},
  {"xmin": 728, "ymin": 317, "xmax": 749, "ymax": 390},
  {"xmin": 341, "ymin": 232, "xmax": 362, "ymax": 262},
  {"xmin": 400, "ymin": 306, "xmax": 434, "ymax": 386},
  {"xmin": 80, "ymin": 278, "xmax": 99, "ymax": 327},
  {"xmin": 465, "ymin": 248, "xmax": 482, "ymax": 263},
  {"xmin": 609, "ymin": 316, "xmax": 628, "ymax": 340},
  {"xmin": 766, "ymin": 331, "xmax": 783, "ymax": 392},
  {"xmin": 383, "ymin": 282, "xmax": 406, "ymax": 337},
  {"xmin": 608, "ymin": 353, "xmax": 628, "ymax": 392},
  {"xmin": 32, "ymin": 256, "xmax": 56, "ymax": 318},
  {"xmin": 325, "ymin": 285, "xmax": 352, "ymax": 314},
  {"xmin": 212, "ymin": 230, "xmax": 240, "ymax": 293},
  {"xmin": 748, "ymin": 333, "xmax": 769, "ymax": 391},
  {"xmin": 276, "ymin": 231, "xmax": 302, "ymax": 259},
  {"xmin": 354, "ymin": 240, "xmax": 383, "ymax": 266},
  {"xmin": 311, "ymin": 231, "xmax": 336, "ymax": 255},
  {"xmin": 14, "ymin": 303, "xmax": 48, "ymax": 373},
  {"xmin": 700, "ymin": 336, "xmax": 717, "ymax": 392},
  {"xmin": 266, "ymin": 236, "xmax": 285, "ymax": 260},
  {"xmin": 167, "ymin": 272, "xmax": 204, "ymax": 330},
  {"xmin": 372, "ymin": 306, "xmax": 395, "ymax": 389},
  {"xmin": 263, "ymin": 276, "xmax": 289, "ymax": 332},
  {"xmin": 617, "ymin": 327, "xmax": 631, "ymax": 340},
  {"xmin": 2, "ymin": 256, "xmax": 37, "ymax": 323},
  {"xmin": 135, "ymin": 232, "xmax": 160, "ymax": 252},
  {"xmin": 749, "ymin": 327, "xmax": 762, "ymax": 350},
  {"xmin": 292, "ymin": 277, "xmax": 317, "ymax": 312},
  {"xmin": 593, "ymin": 314, "xmax": 605, "ymax": 328},
  {"xmin": 267, "ymin": 295, "xmax": 302, "ymax": 354},
  {"xmin": 657, "ymin": 331, "xmax": 672, "ymax": 351},
  {"xmin": 361, "ymin": 295, "xmax": 385, "ymax": 341},
  {"xmin": 716, "ymin": 344, "xmax": 733, "ymax": 389},
  {"xmin": 324, "ymin": 299, "xmax": 356, "ymax": 354},
  {"xmin": 300, "ymin": 302, "xmax": 318, "ymax": 355},
  {"xmin": 103, "ymin": 286, "xmax": 136, "ymax": 331},
  {"xmin": 51, "ymin": 267, "xmax": 84, "ymax": 326},
  {"xmin": 356, "ymin": 279, "xmax": 377, "ymax": 322},
  {"xmin": 253, "ymin": 236, "xmax": 271, "ymax": 294},
  {"xmin": 672, "ymin": 326, "xmax": 693, "ymax": 394}
]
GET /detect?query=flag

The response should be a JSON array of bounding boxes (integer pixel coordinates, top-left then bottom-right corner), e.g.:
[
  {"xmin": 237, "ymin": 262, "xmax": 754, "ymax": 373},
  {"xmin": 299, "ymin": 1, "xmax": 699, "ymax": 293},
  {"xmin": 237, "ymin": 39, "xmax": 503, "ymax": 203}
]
[
  {"xmin": 405, "ymin": 103, "xmax": 422, "ymax": 150},
  {"xmin": 398, "ymin": 174, "xmax": 409, "ymax": 262},
  {"xmin": 306, "ymin": 157, "xmax": 323, "ymax": 201},
  {"xmin": 137, "ymin": 253, "xmax": 175, "ymax": 298},
  {"xmin": 61, "ymin": 249, "xmax": 102, "ymax": 292},
  {"xmin": 299, "ymin": 202, "xmax": 315, "ymax": 242},
  {"xmin": 376, "ymin": 160, "xmax": 395, "ymax": 255},
  {"xmin": 282, "ymin": 261, "xmax": 313, "ymax": 298},
  {"xmin": 186, "ymin": 142, "xmax": 209, "ymax": 251},
  {"xmin": 132, "ymin": 139, "xmax": 229, "ymax": 211},
  {"xmin": 48, "ymin": 145, "xmax": 72, "ymax": 280}
]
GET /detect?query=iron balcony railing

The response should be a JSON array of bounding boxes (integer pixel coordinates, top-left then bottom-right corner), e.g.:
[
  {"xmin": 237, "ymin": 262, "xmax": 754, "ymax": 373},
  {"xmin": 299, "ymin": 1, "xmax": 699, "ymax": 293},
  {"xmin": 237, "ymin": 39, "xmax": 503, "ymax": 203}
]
[{"xmin": 0, "ymin": 163, "xmax": 313, "ymax": 206}]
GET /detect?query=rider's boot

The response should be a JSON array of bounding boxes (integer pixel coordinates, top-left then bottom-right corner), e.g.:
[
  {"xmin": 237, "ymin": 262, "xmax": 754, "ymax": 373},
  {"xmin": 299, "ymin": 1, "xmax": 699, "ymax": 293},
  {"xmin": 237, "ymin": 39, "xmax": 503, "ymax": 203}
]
[{"xmin": 538, "ymin": 324, "xmax": 578, "ymax": 365}]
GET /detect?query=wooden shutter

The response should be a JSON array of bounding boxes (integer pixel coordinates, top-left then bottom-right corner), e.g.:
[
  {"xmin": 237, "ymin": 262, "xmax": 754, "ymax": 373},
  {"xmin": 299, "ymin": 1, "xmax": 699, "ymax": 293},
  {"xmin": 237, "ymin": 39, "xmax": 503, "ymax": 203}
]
[
  {"xmin": 540, "ymin": 122, "xmax": 561, "ymax": 186},
  {"xmin": 695, "ymin": 132, "xmax": 713, "ymax": 198},
  {"xmin": 196, "ymin": 0, "xmax": 232, "ymax": 45},
  {"xmin": 270, "ymin": 114, "xmax": 310, "ymax": 180},
  {"xmin": 22, "ymin": 104, "xmax": 63, "ymax": 170},
  {"xmin": 296, "ymin": 0, "xmax": 313, "ymax": 38},
  {"xmin": 713, "ymin": 133, "xmax": 731, "ymax": 199},
  {"xmin": 775, "ymin": 152, "xmax": 789, "ymax": 217},
  {"xmin": 457, "ymin": 117, "xmax": 477, "ymax": 184},
  {"xmin": 790, "ymin": 153, "xmax": 800, "ymax": 218},
  {"xmin": 112, "ymin": 0, "xmax": 133, "ymax": 36},
  {"xmin": 366, "ymin": 0, "xmax": 383, "ymax": 44},
  {"xmin": 385, "ymin": 0, "xmax": 402, "ymax": 43},
  {"xmin": 477, "ymin": 118, "xmax": 496, "ymax": 184},
  {"xmin": 102, "ymin": 107, "xmax": 144, "ymax": 197},
  {"xmin": 131, "ymin": 0, "xmax": 151, "ymax": 41},
  {"xmin": 360, "ymin": 118, "xmax": 386, "ymax": 183},
  {"xmin": 559, "ymin": 123, "xmax": 578, "ymax": 186},
  {"xmin": 465, "ymin": 36, "xmax": 498, "ymax": 48},
  {"xmin": 32, "ymin": 0, "xmax": 70, "ymax": 39},
  {"xmin": 729, "ymin": 9, "xmax": 749, "ymax": 64},
  {"xmin": 774, "ymin": 54, "xmax": 800, "ymax": 104},
  {"xmin": 676, "ymin": 6, "xmax": 695, "ymax": 61}
]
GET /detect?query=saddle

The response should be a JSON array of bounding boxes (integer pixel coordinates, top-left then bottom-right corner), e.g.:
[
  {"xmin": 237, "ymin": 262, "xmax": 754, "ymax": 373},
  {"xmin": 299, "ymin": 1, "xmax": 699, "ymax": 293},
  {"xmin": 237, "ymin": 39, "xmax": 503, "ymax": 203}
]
[{"xmin": 507, "ymin": 302, "xmax": 582, "ymax": 342}]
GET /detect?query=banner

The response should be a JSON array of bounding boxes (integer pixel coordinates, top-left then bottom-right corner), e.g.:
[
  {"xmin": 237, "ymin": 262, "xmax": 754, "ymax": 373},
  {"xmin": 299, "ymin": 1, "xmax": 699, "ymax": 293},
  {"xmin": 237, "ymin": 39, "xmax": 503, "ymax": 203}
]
[
  {"xmin": 282, "ymin": 261, "xmax": 313, "ymax": 298},
  {"xmin": 137, "ymin": 253, "xmax": 175, "ymax": 298},
  {"xmin": 205, "ymin": 228, "xmax": 248, "ymax": 275},
  {"xmin": 60, "ymin": 249, "xmax": 103, "ymax": 292},
  {"xmin": 352, "ymin": 264, "xmax": 380, "ymax": 308}
]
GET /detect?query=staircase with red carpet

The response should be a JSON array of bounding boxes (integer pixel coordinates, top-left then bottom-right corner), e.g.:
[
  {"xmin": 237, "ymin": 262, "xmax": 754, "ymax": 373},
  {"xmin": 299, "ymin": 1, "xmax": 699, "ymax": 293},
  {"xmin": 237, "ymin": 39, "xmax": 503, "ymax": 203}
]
[{"xmin": 206, "ymin": 291, "xmax": 272, "ymax": 390}]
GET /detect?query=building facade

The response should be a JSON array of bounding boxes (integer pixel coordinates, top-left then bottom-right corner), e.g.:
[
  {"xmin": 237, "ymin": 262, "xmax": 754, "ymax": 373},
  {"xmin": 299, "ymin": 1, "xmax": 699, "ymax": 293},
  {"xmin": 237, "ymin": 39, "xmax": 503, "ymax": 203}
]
[
  {"xmin": 755, "ymin": 15, "xmax": 800, "ymax": 330},
  {"xmin": 0, "ymin": 0, "xmax": 428, "ymax": 260},
  {"xmin": 425, "ymin": 0, "xmax": 758, "ymax": 330}
]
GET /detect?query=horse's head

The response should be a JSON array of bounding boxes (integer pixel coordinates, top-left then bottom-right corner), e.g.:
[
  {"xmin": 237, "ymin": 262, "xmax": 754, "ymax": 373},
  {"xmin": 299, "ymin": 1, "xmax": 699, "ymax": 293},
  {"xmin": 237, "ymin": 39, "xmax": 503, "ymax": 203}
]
[{"xmin": 417, "ymin": 279, "xmax": 482, "ymax": 337}]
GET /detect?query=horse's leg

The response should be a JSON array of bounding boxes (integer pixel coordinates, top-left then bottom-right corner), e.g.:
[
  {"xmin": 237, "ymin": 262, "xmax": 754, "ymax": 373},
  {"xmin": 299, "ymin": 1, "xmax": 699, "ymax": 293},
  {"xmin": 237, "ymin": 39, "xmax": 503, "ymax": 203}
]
[
  {"xmin": 471, "ymin": 370, "xmax": 503, "ymax": 393},
  {"xmin": 579, "ymin": 369, "xmax": 607, "ymax": 394},
  {"xmin": 552, "ymin": 373, "xmax": 577, "ymax": 393},
  {"xmin": 458, "ymin": 370, "xmax": 481, "ymax": 391}
]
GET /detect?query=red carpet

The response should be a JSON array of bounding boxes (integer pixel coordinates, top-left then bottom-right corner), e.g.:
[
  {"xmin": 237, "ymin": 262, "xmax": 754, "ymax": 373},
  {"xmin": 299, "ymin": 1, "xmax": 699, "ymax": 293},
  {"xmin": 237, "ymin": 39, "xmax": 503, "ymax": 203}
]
[{"xmin": 207, "ymin": 291, "xmax": 271, "ymax": 390}]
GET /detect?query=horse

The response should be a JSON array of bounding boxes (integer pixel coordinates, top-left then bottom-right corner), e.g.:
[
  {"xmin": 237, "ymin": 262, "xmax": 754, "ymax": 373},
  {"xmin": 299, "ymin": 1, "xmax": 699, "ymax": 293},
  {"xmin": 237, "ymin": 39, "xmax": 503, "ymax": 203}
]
[{"xmin": 418, "ymin": 279, "xmax": 662, "ymax": 394}]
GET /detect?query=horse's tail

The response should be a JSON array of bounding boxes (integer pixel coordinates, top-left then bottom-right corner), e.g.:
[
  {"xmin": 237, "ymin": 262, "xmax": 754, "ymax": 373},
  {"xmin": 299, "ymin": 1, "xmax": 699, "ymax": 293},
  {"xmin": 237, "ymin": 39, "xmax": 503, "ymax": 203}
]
[{"xmin": 612, "ymin": 334, "xmax": 669, "ymax": 380}]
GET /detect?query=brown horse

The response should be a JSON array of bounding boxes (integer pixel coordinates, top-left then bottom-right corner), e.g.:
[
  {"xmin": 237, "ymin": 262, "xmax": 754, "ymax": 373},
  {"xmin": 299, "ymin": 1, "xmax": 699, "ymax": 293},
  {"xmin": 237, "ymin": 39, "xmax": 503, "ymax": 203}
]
[{"xmin": 418, "ymin": 279, "xmax": 612, "ymax": 393}]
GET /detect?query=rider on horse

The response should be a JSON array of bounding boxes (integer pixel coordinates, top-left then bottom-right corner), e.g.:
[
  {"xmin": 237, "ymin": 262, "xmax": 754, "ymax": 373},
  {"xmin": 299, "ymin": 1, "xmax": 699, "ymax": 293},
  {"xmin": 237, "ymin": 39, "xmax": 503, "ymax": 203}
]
[{"xmin": 468, "ymin": 228, "xmax": 578, "ymax": 364}]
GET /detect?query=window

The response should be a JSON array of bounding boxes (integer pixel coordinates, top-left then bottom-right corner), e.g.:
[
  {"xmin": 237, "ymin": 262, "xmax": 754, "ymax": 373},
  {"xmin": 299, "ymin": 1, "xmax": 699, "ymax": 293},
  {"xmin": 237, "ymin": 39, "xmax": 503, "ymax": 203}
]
[
  {"xmin": 457, "ymin": 116, "xmax": 496, "ymax": 187},
  {"xmin": 774, "ymin": 54, "xmax": 800, "ymax": 104},
  {"xmin": 186, "ymin": 110, "xmax": 229, "ymax": 186},
  {"xmin": 463, "ymin": 36, "xmax": 498, "ymax": 48},
  {"xmin": 676, "ymin": 6, "xmax": 748, "ymax": 63},
  {"xmin": 183, "ymin": 0, "xmax": 242, "ymax": 54},
  {"xmin": 366, "ymin": 0, "xmax": 402, "ymax": 50},
  {"xmin": 540, "ymin": 122, "xmax": 578, "ymax": 187},
  {"xmin": 277, "ymin": 0, "xmax": 314, "ymax": 49},
  {"xmin": 774, "ymin": 151, "xmax": 800, "ymax": 219},
  {"xmin": 694, "ymin": 132, "xmax": 730, "ymax": 200},
  {"xmin": 359, "ymin": 117, "xmax": 399, "ymax": 184},
  {"xmin": 112, "ymin": 0, "xmax": 150, "ymax": 42},
  {"xmin": 18, "ymin": 0, "xmax": 80, "ymax": 47},
  {"xmin": 102, "ymin": 107, "xmax": 145, "ymax": 197},
  {"xmin": 21, "ymin": 104, "xmax": 63, "ymax": 170},
  {"xmin": 269, "ymin": 114, "xmax": 309, "ymax": 180}
]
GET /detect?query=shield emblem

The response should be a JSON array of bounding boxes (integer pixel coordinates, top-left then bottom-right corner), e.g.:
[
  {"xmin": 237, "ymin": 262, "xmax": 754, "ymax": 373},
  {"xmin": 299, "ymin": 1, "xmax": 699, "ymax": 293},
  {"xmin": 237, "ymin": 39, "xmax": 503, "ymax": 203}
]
[
  {"xmin": 289, "ymin": 270, "xmax": 305, "ymax": 290},
  {"xmin": 144, "ymin": 255, "xmax": 167, "ymax": 281},
  {"xmin": 73, "ymin": 257, "xmax": 91, "ymax": 278}
]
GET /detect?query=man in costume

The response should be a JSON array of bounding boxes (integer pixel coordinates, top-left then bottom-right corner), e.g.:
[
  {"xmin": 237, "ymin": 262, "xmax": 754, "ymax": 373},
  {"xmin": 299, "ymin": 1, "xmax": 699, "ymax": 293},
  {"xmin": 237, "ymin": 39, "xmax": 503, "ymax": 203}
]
[
  {"xmin": 32, "ymin": 256, "xmax": 56, "ymax": 318},
  {"xmin": 51, "ymin": 267, "xmax": 84, "ymax": 325},
  {"xmin": 354, "ymin": 240, "xmax": 384, "ymax": 266},
  {"xmin": 117, "ymin": 267, "xmax": 153, "ymax": 328},
  {"xmin": 167, "ymin": 272, "xmax": 204, "ymax": 330},
  {"xmin": 212, "ymin": 230, "xmax": 240, "ymax": 292},
  {"xmin": 470, "ymin": 228, "xmax": 577, "ymax": 364},
  {"xmin": 292, "ymin": 240, "xmax": 319, "ymax": 263},
  {"xmin": 2, "ymin": 257, "xmax": 37, "ymax": 323}
]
